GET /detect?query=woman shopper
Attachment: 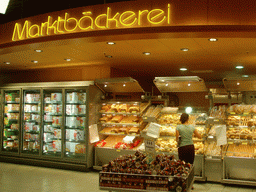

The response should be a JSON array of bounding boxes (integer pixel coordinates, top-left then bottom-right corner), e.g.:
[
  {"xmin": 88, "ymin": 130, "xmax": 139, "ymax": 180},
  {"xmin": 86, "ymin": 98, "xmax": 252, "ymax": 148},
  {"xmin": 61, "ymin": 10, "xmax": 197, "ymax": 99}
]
[{"xmin": 176, "ymin": 113, "xmax": 202, "ymax": 164}]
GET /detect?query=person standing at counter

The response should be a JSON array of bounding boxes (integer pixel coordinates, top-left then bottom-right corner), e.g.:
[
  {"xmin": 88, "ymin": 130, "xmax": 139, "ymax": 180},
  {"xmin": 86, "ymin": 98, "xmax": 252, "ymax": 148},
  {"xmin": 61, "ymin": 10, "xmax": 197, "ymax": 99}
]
[{"xmin": 176, "ymin": 113, "xmax": 202, "ymax": 164}]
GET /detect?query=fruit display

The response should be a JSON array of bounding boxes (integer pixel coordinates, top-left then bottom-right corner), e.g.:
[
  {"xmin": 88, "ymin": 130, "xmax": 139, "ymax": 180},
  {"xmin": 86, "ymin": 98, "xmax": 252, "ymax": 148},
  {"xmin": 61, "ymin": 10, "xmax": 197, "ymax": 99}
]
[{"xmin": 100, "ymin": 151, "xmax": 193, "ymax": 191}]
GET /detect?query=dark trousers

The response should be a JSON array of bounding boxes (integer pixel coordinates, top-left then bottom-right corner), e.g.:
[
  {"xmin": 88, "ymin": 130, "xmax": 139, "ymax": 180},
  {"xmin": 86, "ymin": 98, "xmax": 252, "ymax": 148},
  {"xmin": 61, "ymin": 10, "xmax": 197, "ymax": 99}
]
[{"xmin": 178, "ymin": 144, "xmax": 195, "ymax": 164}]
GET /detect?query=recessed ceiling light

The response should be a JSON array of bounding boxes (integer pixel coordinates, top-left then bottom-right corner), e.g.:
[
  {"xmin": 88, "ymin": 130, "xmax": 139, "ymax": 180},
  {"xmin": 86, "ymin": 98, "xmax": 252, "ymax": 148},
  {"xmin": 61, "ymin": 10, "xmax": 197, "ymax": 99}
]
[
  {"xmin": 105, "ymin": 55, "xmax": 112, "ymax": 58},
  {"xmin": 4, "ymin": 62, "xmax": 10, "ymax": 65},
  {"xmin": 165, "ymin": 83, "xmax": 168, "ymax": 86},
  {"xmin": 104, "ymin": 84, "xmax": 108, "ymax": 87},
  {"xmin": 35, "ymin": 49, "xmax": 42, "ymax": 53},
  {"xmin": 208, "ymin": 38, "xmax": 218, "ymax": 42},
  {"xmin": 188, "ymin": 83, "xmax": 191, "ymax": 86},
  {"xmin": 237, "ymin": 82, "xmax": 240, "ymax": 85},
  {"xmin": 32, "ymin": 60, "xmax": 38, "ymax": 63},
  {"xmin": 107, "ymin": 42, "xmax": 115, "ymax": 45},
  {"xmin": 143, "ymin": 52, "xmax": 151, "ymax": 55},
  {"xmin": 65, "ymin": 58, "xmax": 71, "ymax": 61},
  {"xmin": 242, "ymin": 75, "xmax": 249, "ymax": 78},
  {"xmin": 181, "ymin": 48, "xmax": 189, "ymax": 52},
  {"xmin": 236, "ymin": 65, "xmax": 244, "ymax": 69},
  {"xmin": 180, "ymin": 68, "xmax": 188, "ymax": 71},
  {"xmin": 123, "ymin": 84, "xmax": 126, "ymax": 87}
]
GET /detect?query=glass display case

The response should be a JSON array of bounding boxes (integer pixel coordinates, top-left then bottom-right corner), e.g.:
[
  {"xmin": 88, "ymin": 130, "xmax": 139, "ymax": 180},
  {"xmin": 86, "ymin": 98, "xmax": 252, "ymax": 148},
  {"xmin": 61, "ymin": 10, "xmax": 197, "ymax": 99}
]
[
  {"xmin": 65, "ymin": 89, "xmax": 87, "ymax": 159},
  {"xmin": 3, "ymin": 90, "xmax": 20, "ymax": 153},
  {"xmin": 42, "ymin": 90, "xmax": 63, "ymax": 157},
  {"xmin": 22, "ymin": 90, "xmax": 41, "ymax": 154}
]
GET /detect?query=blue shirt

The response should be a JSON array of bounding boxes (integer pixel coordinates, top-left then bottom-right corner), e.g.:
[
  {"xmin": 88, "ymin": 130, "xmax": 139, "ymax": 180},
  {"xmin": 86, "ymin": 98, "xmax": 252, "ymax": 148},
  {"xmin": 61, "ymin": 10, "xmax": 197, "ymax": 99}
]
[{"xmin": 176, "ymin": 124, "xmax": 195, "ymax": 147}]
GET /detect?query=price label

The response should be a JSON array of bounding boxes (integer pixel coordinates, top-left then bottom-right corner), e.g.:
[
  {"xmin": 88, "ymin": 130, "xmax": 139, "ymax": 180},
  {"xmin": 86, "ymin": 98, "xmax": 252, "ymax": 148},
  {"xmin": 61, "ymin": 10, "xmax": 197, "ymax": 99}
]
[
  {"xmin": 116, "ymin": 150, "xmax": 121, "ymax": 152},
  {"xmin": 230, "ymin": 112, "xmax": 236, "ymax": 115},
  {"xmin": 132, "ymin": 111, "xmax": 137, "ymax": 114},
  {"xmin": 242, "ymin": 142, "xmax": 247, "ymax": 145},
  {"xmin": 244, "ymin": 112, "xmax": 249, "ymax": 115},
  {"xmin": 144, "ymin": 117, "xmax": 148, "ymax": 120},
  {"xmin": 228, "ymin": 142, "xmax": 233, "ymax": 145}
]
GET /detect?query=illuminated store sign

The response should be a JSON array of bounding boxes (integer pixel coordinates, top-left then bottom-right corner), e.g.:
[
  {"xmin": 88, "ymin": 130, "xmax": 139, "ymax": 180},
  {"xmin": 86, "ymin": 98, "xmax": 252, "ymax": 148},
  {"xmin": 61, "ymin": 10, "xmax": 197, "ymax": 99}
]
[{"xmin": 12, "ymin": 4, "xmax": 171, "ymax": 41}]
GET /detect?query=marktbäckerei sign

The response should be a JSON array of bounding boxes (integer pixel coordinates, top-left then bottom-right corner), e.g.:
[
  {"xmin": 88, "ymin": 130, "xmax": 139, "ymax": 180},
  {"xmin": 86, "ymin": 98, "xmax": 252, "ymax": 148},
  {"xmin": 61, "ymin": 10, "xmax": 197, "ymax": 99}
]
[{"xmin": 12, "ymin": 4, "xmax": 172, "ymax": 41}]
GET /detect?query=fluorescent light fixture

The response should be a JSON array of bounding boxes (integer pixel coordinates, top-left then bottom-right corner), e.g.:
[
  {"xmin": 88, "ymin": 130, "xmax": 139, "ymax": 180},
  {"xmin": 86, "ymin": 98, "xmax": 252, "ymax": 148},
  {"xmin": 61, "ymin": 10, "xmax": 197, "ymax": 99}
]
[
  {"xmin": 4, "ymin": 61, "xmax": 10, "ymax": 65},
  {"xmin": 65, "ymin": 58, "xmax": 71, "ymax": 61},
  {"xmin": 0, "ymin": 0, "xmax": 10, "ymax": 14},
  {"xmin": 242, "ymin": 75, "xmax": 249, "ymax": 78},
  {"xmin": 181, "ymin": 48, "xmax": 189, "ymax": 52},
  {"xmin": 32, "ymin": 60, "xmax": 38, "ymax": 63},
  {"xmin": 185, "ymin": 107, "xmax": 193, "ymax": 114},
  {"xmin": 180, "ymin": 68, "xmax": 188, "ymax": 71},
  {"xmin": 143, "ymin": 52, "xmax": 151, "ymax": 55},
  {"xmin": 236, "ymin": 65, "xmax": 244, "ymax": 69},
  {"xmin": 35, "ymin": 49, "xmax": 42, "ymax": 53},
  {"xmin": 208, "ymin": 38, "xmax": 218, "ymax": 42},
  {"xmin": 107, "ymin": 42, "xmax": 115, "ymax": 45}
]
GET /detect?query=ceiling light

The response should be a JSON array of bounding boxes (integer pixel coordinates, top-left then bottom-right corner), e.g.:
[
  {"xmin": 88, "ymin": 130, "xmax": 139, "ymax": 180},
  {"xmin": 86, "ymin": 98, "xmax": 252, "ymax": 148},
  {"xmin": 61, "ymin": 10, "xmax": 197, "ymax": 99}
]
[
  {"xmin": 208, "ymin": 38, "xmax": 218, "ymax": 42},
  {"xmin": 188, "ymin": 83, "xmax": 191, "ymax": 86},
  {"xmin": 4, "ymin": 62, "xmax": 10, "ymax": 65},
  {"xmin": 0, "ymin": 0, "xmax": 10, "ymax": 14},
  {"xmin": 107, "ymin": 42, "xmax": 115, "ymax": 45},
  {"xmin": 181, "ymin": 48, "xmax": 189, "ymax": 52},
  {"xmin": 237, "ymin": 82, "xmax": 240, "ymax": 85},
  {"xmin": 185, "ymin": 107, "xmax": 193, "ymax": 114},
  {"xmin": 123, "ymin": 84, "xmax": 126, "ymax": 87},
  {"xmin": 242, "ymin": 75, "xmax": 249, "ymax": 78},
  {"xmin": 35, "ymin": 49, "xmax": 42, "ymax": 53},
  {"xmin": 165, "ymin": 83, "xmax": 168, "ymax": 86},
  {"xmin": 32, "ymin": 60, "xmax": 38, "ymax": 63},
  {"xmin": 65, "ymin": 58, "xmax": 71, "ymax": 61},
  {"xmin": 180, "ymin": 68, "xmax": 188, "ymax": 71},
  {"xmin": 143, "ymin": 52, "xmax": 151, "ymax": 55},
  {"xmin": 236, "ymin": 65, "xmax": 244, "ymax": 69},
  {"xmin": 104, "ymin": 84, "xmax": 108, "ymax": 87},
  {"xmin": 105, "ymin": 55, "xmax": 112, "ymax": 58}
]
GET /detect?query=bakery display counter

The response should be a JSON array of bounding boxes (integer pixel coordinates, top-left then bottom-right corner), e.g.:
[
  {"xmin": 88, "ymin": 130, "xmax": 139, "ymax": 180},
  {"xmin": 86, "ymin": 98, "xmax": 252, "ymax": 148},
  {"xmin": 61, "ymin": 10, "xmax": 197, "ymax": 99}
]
[
  {"xmin": 99, "ymin": 152, "xmax": 194, "ymax": 192},
  {"xmin": 222, "ymin": 156, "xmax": 256, "ymax": 186}
]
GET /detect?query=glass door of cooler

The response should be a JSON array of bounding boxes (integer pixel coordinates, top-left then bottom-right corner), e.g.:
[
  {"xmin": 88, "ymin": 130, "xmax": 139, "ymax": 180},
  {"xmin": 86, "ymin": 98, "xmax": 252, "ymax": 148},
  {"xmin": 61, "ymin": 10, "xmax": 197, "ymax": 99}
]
[
  {"xmin": 3, "ymin": 90, "xmax": 20, "ymax": 153},
  {"xmin": 65, "ymin": 90, "xmax": 87, "ymax": 160},
  {"xmin": 22, "ymin": 90, "xmax": 41, "ymax": 154},
  {"xmin": 42, "ymin": 90, "xmax": 63, "ymax": 157}
]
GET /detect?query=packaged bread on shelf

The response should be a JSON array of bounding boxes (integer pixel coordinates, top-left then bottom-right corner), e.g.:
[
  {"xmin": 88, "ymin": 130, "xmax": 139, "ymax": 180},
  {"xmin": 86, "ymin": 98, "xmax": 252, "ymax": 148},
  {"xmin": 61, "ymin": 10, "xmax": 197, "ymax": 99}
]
[{"xmin": 111, "ymin": 115, "xmax": 123, "ymax": 123}]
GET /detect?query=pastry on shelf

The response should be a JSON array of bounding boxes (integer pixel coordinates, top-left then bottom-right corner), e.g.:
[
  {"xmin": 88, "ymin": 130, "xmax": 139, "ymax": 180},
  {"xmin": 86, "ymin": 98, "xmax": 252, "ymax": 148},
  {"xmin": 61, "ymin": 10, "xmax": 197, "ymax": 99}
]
[
  {"xmin": 100, "ymin": 114, "xmax": 113, "ymax": 123},
  {"xmin": 128, "ymin": 127, "xmax": 140, "ymax": 134},
  {"xmin": 119, "ymin": 104, "xmax": 129, "ymax": 113},
  {"xmin": 110, "ymin": 104, "xmax": 120, "ymax": 112},
  {"xmin": 101, "ymin": 104, "xmax": 111, "ymax": 112},
  {"xmin": 111, "ymin": 115, "xmax": 123, "ymax": 123},
  {"xmin": 128, "ymin": 106, "xmax": 140, "ymax": 113}
]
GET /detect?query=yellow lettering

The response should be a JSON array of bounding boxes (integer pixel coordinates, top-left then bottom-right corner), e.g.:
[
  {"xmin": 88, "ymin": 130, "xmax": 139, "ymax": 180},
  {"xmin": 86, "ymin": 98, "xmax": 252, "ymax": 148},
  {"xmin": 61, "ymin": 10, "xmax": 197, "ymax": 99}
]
[
  {"xmin": 78, "ymin": 12, "xmax": 94, "ymax": 30},
  {"xmin": 147, "ymin": 9, "xmax": 166, "ymax": 25},
  {"xmin": 12, "ymin": 21, "xmax": 30, "ymax": 41},
  {"xmin": 47, "ymin": 16, "xmax": 57, "ymax": 35},
  {"xmin": 138, "ymin": 10, "xmax": 148, "ymax": 25},
  {"xmin": 119, "ymin": 11, "xmax": 137, "ymax": 26},
  {"xmin": 106, "ymin": 7, "xmax": 120, "ymax": 28},
  {"xmin": 57, "ymin": 16, "xmax": 65, "ymax": 33},
  {"xmin": 41, "ymin": 22, "xmax": 48, "ymax": 36},
  {"xmin": 64, "ymin": 13, "xmax": 78, "ymax": 32},
  {"xmin": 168, "ymin": 4, "xmax": 171, "ymax": 24},
  {"xmin": 29, "ymin": 24, "xmax": 40, "ymax": 38},
  {"xmin": 95, "ymin": 14, "xmax": 107, "ymax": 29}
]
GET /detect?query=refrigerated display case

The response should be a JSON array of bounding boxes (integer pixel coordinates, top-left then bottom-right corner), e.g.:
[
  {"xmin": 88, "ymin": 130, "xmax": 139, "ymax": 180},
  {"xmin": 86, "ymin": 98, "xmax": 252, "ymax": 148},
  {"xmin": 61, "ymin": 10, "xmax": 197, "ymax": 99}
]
[
  {"xmin": 65, "ymin": 89, "xmax": 87, "ymax": 159},
  {"xmin": 0, "ymin": 81, "xmax": 102, "ymax": 171},
  {"xmin": 42, "ymin": 89, "xmax": 63, "ymax": 157},
  {"xmin": 3, "ymin": 90, "xmax": 20, "ymax": 153},
  {"xmin": 22, "ymin": 90, "xmax": 41, "ymax": 154}
]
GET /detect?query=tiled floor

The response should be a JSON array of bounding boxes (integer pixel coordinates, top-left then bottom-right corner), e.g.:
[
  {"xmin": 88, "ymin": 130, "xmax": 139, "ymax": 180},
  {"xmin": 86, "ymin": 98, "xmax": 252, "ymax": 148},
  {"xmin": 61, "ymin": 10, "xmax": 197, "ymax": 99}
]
[{"xmin": 0, "ymin": 162, "xmax": 255, "ymax": 192}]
